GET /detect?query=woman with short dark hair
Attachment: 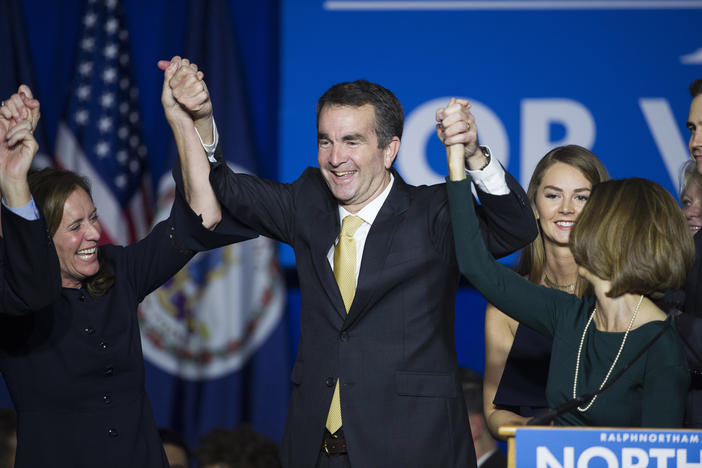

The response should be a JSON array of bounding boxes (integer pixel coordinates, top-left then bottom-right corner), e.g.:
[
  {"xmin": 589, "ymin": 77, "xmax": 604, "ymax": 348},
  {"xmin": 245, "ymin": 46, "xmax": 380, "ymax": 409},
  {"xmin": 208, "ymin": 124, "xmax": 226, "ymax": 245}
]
[{"xmin": 446, "ymin": 147, "xmax": 693, "ymax": 427}]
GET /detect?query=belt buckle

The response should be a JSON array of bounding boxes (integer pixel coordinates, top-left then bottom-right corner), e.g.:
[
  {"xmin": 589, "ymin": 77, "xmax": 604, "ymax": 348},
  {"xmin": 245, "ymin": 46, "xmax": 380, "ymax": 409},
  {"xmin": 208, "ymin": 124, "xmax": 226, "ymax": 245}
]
[{"xmin": 323, "ymin": 432, "xmax": 339, "ymax": 456}]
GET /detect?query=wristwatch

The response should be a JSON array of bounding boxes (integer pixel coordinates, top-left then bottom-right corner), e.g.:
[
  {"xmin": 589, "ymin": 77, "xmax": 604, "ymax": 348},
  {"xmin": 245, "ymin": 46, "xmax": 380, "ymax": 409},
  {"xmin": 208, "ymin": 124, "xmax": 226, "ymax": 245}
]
[{"xmin": 477, "ymin": 145, "xmax": 491, "ymax": 170}]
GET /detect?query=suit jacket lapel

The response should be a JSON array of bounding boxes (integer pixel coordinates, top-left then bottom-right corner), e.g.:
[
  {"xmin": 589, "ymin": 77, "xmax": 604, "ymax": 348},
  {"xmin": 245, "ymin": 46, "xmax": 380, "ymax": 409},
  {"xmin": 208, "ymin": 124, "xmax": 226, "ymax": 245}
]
[
  {"xmin": 343, "ymin": 171, "xmax": 411, "ymax": 330},
  {"xmin": 307, "ymin": 188, "xmax": 348, "ymax": 322}
]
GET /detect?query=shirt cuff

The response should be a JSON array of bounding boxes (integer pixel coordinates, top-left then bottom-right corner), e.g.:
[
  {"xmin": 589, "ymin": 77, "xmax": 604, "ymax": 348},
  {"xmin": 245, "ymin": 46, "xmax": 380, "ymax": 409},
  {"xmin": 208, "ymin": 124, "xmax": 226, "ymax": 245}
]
[
  {"xmin": 194, "ymin": 116, "xmax": 219, "ymax": 163},
  {"xmin": 2, "ymin": 197, "xmax": 40, "ymax": 220},
  {"xmin": 466, "ymin": 145, "xmax": 510, "ymax": 196}
]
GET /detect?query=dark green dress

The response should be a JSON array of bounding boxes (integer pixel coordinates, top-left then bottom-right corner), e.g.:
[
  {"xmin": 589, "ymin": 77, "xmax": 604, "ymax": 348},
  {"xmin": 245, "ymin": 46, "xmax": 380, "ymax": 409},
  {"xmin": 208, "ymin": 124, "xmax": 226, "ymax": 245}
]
[{"xmin": 447, "ymin": 178, "xmax": 689, "ymax": 427}]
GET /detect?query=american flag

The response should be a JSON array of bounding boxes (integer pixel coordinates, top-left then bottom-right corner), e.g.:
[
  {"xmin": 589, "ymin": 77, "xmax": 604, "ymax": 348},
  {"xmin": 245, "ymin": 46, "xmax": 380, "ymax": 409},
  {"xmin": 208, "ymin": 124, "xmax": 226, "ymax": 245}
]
[{"xmin": 55, "ymin": 0, "xmax": 151, "ymax": 245}]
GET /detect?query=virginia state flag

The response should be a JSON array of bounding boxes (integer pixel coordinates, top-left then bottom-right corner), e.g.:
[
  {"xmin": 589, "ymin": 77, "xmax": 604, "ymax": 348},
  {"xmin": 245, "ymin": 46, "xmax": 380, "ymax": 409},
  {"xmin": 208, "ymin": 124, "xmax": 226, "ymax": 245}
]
[{"xmin": 139, "ymin": 0, "xmax": 289, "ymax": 447}]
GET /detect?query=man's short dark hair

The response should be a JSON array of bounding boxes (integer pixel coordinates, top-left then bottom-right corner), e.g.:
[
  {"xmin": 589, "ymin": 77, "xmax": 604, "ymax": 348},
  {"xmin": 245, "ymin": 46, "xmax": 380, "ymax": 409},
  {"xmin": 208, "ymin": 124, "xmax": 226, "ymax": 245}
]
[
  {"xmin": 690, "ymin": 79, "xmax": 702, "ymax": 98},
  {"xmin": 195, "ymin": 424, "xmax": 282, "ymax": 468},
  {"xmin": 316, "ymin": 79, "xmax": 404, "ymax": 149}
]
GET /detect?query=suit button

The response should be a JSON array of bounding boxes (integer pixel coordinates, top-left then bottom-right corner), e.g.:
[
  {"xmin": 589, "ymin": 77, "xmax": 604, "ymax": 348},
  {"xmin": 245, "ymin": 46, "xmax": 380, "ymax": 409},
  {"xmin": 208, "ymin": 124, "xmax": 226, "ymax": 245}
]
[
  {"xmin": 99, "ymin": 341, "xmax": 110, "ymax": 350},
  {"xmin": 83, "ymin": 327, "xmax": 95, "ymax": 335},
  {"xmin": 103, "ymin": 393, "xmax": 112, "ymax": 404},
  {"xmin": 104, "ymin": 366, "xmax": 114, "ymax": 376},
  {"xmin": 79, "ymin": 293, "xmax": 87, "ymax": 302},
  {"xmin": 325, "ymin": 377, "xmax": 334, "ymax": 387},
  {"xmin": 339, "ymin": 332, "xmax": 349, "ymax": 342},
  {"xmin": 108, "ymin": 428, "xmax": 119, "ymax": 438}
]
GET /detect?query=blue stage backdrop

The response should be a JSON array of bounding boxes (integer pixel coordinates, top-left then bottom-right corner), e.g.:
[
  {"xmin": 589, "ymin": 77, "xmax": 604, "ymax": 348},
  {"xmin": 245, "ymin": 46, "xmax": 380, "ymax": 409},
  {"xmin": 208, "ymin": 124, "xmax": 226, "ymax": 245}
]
[{"xmin": 278, "ymin": 0, "xmax": 702, "ymax": 257}]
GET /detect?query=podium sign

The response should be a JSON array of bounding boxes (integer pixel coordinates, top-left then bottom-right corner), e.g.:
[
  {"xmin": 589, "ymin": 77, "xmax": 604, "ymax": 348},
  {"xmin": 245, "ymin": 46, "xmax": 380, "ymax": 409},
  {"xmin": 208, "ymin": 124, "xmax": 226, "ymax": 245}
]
[{"xmin": 513, "ymin": 427, "xmax": 702, "ymax": 468}]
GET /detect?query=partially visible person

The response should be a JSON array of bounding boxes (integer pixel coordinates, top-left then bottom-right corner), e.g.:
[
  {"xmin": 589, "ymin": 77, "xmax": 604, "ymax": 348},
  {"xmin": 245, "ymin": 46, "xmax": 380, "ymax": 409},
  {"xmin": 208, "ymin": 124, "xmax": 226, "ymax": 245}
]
[
  {"xmin": 484, "ymin": 146, "xmax": 608, "ymax": 438},
  {"xmin": 684, "ymin": 79, "xmax": 702, "ymax": 317},
  {"xmin": 460, "ymin": 369, "xmax": 506, "ymax": 468},
  {"xmin": 0, "ymin": 78, "xmax": 254, "ymax": 466},
  {"xmin": 681, "ymin": 160, "xmax": 702, "ymax": 236},
  {"xmin": 194, "ymin": 425, "xmax": 282, "ymax": 468},
  {"xmin": 688, "ymin": 79, "xmax": 702, "ymax": 175},
  {"xmin": 159, "ymin": 428, "xmax": 191, "ymax": 468},
  {"xmin": 678, "ymin": 78, "xmax": 702, "ymax": 427},
  {"xmin": 447, "ymin": 142, "xmax": 693, "ymax": 427},
  {"xmin": 0, "ymin": 408, "xmax": 17, "ymax": 468}
]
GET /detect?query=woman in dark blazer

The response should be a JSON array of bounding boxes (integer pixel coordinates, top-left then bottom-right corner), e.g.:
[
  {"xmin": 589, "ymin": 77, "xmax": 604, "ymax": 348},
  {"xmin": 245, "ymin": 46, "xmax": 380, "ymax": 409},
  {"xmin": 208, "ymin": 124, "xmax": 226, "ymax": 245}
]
[{"xmin": 0, "ymin": 84, "xmax": 254, "ymax": 467}]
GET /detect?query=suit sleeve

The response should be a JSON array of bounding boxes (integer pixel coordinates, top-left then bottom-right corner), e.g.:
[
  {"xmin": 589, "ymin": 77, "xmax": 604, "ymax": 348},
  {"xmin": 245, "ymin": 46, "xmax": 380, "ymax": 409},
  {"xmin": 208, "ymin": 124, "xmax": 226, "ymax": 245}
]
[
  {"xmin": 118, "ymin": 185, "xmax": 255, "ymax": 302},
  {"xmin": 446, "ymin": 177, "xmax": 578, "ymax": 337},
  {"xmin": 473, "ymin": 168, "xmax": 538, "ymax": 258},
  {"xmin": 0, "ymin": 205, "xmax": 62, "ymax": 314},
  {"xmin": 171, "ymin": 156, "xmax": 258, "ymax": 251},
  {"xmin": 205, "ymin": 140, "xmax": 297, "ymax": 245}
]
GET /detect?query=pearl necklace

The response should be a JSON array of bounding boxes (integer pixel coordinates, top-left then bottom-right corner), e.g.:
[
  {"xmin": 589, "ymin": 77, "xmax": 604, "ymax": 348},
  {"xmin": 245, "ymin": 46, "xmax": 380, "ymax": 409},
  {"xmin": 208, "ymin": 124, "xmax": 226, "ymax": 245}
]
[{"xmin": 572, "ymin": 295, "xmax": 644, "ymax": 412}]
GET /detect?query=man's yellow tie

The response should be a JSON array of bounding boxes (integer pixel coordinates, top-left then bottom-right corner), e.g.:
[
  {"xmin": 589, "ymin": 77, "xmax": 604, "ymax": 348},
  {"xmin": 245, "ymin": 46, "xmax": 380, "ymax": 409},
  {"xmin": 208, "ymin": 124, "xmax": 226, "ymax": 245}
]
[{"xmin": 325, "ymin": 215, "xmax": 364, "ymax": 434}]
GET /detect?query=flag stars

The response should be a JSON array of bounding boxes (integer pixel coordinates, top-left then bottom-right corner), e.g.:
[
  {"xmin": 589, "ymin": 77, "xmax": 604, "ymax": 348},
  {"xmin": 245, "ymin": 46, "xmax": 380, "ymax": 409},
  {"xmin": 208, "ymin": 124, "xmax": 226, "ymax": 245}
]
[
  {"xmin": 118, "ymin": 126, "xmax": 129, "ymax": 139},
  {"xmin": 98, "ymin": 116, "xmax": 113, "ymax": 133},
  {"xmin": 129, "ymin": 112, "xmax": 139, "ymax": 124},
  {"xmin": 105, "ymin": 18, "xmax": 119, "ymax": 35},
  {"xmin": 120, "ymin": 78, "xmax": 130, "ymax": 90},
  {"xmin": 137, "ymin": 145, "xmax": 147, "ymax": 158},
  {"xmin": 100, "ymin": 93, "xmax": 115, "ymax": 108},
  {"xmin": 129, "ymin": 160, "xmax": 140, "ymax": 173},
  {"xmin": 102, "ymin": 68, "xmax": 117, "ymax": 83},
  {"xmin": 129, "ymin": 135, "xmax": 139, "ymax": 148},
  {"xmin": 116, "ymin": 150, "xmax": 129, "ymax": 164},
  {"xmin": 118, "ymin": 30, "xmax": 128, "ymax": 41},
  {"xmin": 104, "ymin": 43, "xmax": 118, "ymax": 59},
  {"xmin": 78, "ymin": 62, "xmax": 93, "ymax": 77},
  {"xmin": 83, "ymin": 13, "xmax": 98, "ymax": 28},
  {"xmin": 95, "ymin": 141, "xmax": 110, "ymax": 158},
  {"xmin": 119, "ymin": 102, "xmax": 129, "ymax": 115},
  {"xmin": 81, "ymin": 36, "xmax": 96, "ymax": 52},
  {"xmin": 77, "ymin": 85, "xmax": 91, "ymax": 101},
  {"xmin": 74, "ymin": 109, "xmax": 90, "ymax": 126},
  {"xmin": 119, "ymin": 54, "xmax": 129, "ymax": 66},
  {"xmin": 106, "ymin": 0, "xmax": 118, "ymax": 9},
  {"xmin": 114, "ymin": 174, "xmax": 127, "ymax": 189}
]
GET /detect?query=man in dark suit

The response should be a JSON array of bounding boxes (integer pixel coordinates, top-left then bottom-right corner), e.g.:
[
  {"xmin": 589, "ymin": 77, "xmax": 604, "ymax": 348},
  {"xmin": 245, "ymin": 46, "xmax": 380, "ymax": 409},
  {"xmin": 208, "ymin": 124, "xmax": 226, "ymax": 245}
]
[{"xmin": 165, "ymin": 60, "xmax": 537, "ymax": 467}]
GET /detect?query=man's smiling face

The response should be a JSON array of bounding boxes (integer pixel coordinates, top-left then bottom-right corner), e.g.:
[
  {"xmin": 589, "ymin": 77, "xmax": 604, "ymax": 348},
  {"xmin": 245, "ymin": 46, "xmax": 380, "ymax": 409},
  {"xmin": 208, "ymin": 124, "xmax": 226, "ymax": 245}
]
[{"xmin": 317, "ymin": 103, "xmax": 396, "ymax": 213}]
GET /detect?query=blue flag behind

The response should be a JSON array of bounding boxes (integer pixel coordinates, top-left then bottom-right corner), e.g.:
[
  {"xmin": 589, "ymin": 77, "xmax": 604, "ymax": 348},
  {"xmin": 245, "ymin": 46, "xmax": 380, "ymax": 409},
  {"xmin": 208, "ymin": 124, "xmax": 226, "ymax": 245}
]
[{"xmin": 139, "ymin": 0, "xmax": 289, "ymax": 447}]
